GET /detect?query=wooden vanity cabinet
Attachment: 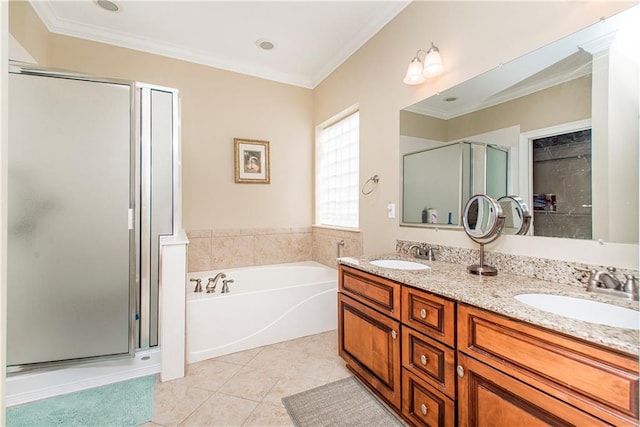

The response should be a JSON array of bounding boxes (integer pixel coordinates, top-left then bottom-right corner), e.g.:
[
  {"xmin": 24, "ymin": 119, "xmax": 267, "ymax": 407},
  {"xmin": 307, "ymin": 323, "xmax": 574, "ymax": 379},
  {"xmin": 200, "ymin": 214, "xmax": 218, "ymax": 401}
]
[
  {"xmin": 457, "ymin": 304, "xmax": 640, "ymax": 426},
  {"xmin": 338, "ymin": 266, "xmax": 402, "ymax": 409},
  {"xmin": 338, "ymin": 264, "xmax": 640, "ymax": 426}
]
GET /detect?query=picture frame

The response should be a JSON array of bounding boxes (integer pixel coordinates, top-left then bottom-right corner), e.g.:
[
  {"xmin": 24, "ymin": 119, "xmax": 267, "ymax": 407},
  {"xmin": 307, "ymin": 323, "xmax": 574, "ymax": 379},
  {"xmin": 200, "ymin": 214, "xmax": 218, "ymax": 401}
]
[{"xmin": 234, "ymin": 138, "xmax": 270, "ymax": 184}]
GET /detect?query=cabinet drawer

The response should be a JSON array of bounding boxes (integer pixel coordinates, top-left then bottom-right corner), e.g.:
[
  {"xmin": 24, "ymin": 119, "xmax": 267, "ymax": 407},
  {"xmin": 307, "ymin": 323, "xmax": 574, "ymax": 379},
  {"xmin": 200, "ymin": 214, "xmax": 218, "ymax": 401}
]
[
  {"xmin": 339, "ymin": 265, "xmax": 401, "ymax": 320},
  {"xmin": 458, "ymin": 304, "xmax": 639, "ymax": 425},
  {"xmin": 402, "ymin": 326, "xmax": 456, "ymax": 400},
  {"xmin": 402, "ymin": 287, "xmax": 455, "ymax": 347},
  {"xmin": 402, "ymin": 368, "xmax": 455, "ymax": 427},
  {"xmin": 457, "ymin": 352, "xmax": 610, "ymax": 426},
  {"xmin": 338, "ymin": 293, "xmax": 401, "ymax": 409}
]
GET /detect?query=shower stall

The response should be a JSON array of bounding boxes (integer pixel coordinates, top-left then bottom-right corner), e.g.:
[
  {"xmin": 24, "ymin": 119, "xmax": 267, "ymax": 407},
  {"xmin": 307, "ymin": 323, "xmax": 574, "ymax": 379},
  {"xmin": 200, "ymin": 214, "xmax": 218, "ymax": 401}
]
[{"xmin": 6, "ymin": 62, "xmax": 180, "ymax": 372}]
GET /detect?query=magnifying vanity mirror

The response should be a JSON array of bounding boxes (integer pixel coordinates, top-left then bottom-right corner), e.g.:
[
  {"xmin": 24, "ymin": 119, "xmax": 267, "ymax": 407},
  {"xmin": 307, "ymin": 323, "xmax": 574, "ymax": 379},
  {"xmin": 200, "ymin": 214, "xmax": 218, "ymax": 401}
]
[
  {"xmin": 498, "ymin": 196, "xmax": 531, "ymax": 236},
  {"xmin": 399, "ymin": 6, "xmax": 639, "ymax": 245},
  {"xmin": 463, "ymin": 195, "xmax": 505, "ymax": 276}
]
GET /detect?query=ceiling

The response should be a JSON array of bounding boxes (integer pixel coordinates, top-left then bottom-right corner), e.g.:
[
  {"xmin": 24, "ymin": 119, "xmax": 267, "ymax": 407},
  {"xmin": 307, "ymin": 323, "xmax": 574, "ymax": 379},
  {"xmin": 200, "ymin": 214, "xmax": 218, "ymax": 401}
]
[{"xmin": 30, "ymin": 0, "xmax": 411, "ymax": 89}]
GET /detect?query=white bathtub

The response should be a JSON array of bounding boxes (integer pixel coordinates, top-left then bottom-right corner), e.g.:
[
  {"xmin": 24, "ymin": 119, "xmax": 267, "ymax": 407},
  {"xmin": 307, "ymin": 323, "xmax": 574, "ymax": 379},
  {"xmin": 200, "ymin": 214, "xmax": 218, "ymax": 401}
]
[{"xmin": 186, "ymin": 261, "xmax": 337, "ymax": 363}]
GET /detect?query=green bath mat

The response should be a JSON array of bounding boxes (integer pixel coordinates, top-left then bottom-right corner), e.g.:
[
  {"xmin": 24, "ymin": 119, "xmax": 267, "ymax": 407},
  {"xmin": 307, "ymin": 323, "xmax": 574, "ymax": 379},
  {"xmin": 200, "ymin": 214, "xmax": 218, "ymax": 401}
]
[{"xmin": 6, "ymin": 375, "xmax": 156, "ymax": 427}]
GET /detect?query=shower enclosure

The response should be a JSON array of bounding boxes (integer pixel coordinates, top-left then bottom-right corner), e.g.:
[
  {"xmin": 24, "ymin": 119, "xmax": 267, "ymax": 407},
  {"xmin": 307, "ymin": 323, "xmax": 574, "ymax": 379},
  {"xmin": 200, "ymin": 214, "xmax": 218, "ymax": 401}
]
[{"xmin": 7, "ymin": 63, "xmax": 179, "ymax": 371}]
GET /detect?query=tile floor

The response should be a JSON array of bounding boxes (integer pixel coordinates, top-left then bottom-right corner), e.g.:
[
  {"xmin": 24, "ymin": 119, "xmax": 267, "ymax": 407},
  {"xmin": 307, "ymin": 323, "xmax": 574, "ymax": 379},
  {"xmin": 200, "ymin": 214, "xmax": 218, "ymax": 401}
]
[{"xmin": 143, "ymin": 330, "xmax": 352, "ymax": 426}]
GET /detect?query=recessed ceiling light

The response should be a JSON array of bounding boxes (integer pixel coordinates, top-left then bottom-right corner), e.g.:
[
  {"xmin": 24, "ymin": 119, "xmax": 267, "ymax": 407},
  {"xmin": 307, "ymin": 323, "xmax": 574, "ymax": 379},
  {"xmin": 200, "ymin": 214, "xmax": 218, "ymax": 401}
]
[
  {"xmin": 444, "ymin": 97, "xmax": 458, "ymax": 102},
  {"xmin": 95, "ymin": 0, "xmax": 120, "ymax": 12},
  {"xmin": 256, "ymin": 39, "xmax": 276, "ymax": 51}
]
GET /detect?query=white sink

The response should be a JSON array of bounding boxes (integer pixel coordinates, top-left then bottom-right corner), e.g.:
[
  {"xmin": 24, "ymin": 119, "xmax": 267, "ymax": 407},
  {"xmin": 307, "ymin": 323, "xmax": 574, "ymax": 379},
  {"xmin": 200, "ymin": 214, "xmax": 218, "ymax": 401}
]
[
  {"xmin": 369, "ymin": 259, "xmax": 430, "ymax": 271},
  {"xmin": 515, "ymin": 293, "xmax": 639, "ymax": 330}
]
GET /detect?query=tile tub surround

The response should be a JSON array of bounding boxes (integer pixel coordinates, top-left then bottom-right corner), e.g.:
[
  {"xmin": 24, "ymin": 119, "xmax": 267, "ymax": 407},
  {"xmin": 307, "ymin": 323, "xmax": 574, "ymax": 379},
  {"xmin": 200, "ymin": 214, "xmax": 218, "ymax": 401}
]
[
  {"xmin": 186, "ymin": 228, "xmax": 313, "ymax": 272},
  {"xmin": 396, "ymin": 240, "xmax": 639, "ymax": 288},
  {"xmin": 338, "ymin": 254, "xmax": 639, "ymax": 356},
  {"xmin": 312, "ymin": 226, "xmax": 363, "ymax": 268}
]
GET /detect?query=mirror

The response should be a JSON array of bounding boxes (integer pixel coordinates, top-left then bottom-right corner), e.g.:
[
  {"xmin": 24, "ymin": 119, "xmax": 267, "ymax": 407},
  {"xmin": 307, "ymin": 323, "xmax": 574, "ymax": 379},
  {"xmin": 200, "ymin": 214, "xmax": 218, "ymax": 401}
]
[
  {"xmin": 402, "ymin": 141, "xmax": 508, "ymax": 226},
  {"xmin": 498, "ymin": 196, "xmax": 532, "ymax": 235},
  {"xmin": 463, "ymin": 195, "xmax": 505, "ymax": 276},
  {"xmin": 400, "ymin": 6, "xmax": 639, "ymax": 244}
]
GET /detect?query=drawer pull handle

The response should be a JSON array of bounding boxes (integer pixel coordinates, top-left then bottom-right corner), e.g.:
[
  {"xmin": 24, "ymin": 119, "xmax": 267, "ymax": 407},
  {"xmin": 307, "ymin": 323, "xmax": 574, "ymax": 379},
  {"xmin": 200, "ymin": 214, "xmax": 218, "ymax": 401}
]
[
  {"xmin": 420, "ymin": 355, "xmax": 428, "ymax": 365},
  {"xmin": 457, "ymin": 365, "xmax": 464, "ymax": 378},
  {"xmin": 420, "ymin": 308, "xmax": 427, "ymax": 319},
  {"xmin": 421, "ymin": 404, "xmax": 428, "ymax": 416},
  {"xmin": 391, "ymin": 330, "xmax": 397, "ymax": 340}
]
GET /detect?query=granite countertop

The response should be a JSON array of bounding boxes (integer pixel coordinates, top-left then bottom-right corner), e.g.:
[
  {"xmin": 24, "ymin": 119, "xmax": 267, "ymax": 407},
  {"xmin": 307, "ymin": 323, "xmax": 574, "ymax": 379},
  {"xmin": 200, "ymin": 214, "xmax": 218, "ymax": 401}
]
[{"xmin": 338, "ymin": 254, "xmax": 640, "ymax": 356}]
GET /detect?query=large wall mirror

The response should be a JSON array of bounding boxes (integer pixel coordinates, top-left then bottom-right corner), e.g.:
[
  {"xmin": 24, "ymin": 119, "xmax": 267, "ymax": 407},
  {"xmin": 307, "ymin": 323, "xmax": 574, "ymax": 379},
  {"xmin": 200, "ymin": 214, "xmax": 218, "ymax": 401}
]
[{"xmin": 400, "ymin": 5, "xmax": 638, "ymax": 244}]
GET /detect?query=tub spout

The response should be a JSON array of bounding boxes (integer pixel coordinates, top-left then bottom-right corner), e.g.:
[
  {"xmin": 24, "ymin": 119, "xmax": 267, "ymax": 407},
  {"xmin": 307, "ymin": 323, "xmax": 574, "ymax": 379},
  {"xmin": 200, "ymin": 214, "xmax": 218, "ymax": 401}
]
[{"xmin": 206, "ymin": 273, "xmax": 226, "ymax": 293}]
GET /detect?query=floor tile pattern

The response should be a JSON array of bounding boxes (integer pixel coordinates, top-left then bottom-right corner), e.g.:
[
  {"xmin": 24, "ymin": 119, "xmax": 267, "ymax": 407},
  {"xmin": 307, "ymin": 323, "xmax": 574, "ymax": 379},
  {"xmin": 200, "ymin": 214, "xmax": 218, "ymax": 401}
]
[{"xmin": 146, "ymin": 330, "xmax": 350, "ymax": 426}]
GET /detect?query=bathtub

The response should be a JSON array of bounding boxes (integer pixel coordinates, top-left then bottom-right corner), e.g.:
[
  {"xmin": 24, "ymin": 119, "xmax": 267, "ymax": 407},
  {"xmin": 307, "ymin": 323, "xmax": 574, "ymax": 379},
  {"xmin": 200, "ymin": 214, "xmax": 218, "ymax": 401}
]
[{"xmin": 186, "ymin": 261, "xmax": 338, "ymax": 363}]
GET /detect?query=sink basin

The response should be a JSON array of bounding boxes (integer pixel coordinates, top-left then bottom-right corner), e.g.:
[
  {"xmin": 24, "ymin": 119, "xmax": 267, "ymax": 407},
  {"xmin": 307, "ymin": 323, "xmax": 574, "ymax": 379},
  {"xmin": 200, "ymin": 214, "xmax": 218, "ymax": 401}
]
[
  {"xmin": 515, "ymin": 294, "xmax": 639, "ymax": 330},
  {"xmin": 369, "ymin": 259, "xmax": 430, "ymax": 271}
]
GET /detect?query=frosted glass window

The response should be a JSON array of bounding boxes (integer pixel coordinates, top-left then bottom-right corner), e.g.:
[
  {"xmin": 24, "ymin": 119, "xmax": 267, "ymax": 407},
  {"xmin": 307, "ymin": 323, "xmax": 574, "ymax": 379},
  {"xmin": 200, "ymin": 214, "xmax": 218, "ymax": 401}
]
[{"xmin": 316, "ymin": 111, "xmax": 359, "ymax": 228}]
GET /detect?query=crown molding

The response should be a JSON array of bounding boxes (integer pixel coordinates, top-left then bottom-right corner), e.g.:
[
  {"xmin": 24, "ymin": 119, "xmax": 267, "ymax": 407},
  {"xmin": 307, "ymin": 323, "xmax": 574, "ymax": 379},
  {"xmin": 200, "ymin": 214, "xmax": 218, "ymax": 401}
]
[{"xmin": 29, "ymin": 0, "xmax": 410, "ymax": 89}]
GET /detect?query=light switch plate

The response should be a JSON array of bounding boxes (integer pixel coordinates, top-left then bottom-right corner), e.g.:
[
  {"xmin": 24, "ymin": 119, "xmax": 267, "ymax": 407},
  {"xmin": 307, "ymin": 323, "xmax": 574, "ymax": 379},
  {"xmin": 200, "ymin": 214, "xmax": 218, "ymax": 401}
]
[{"xmin": 387, "ymin": 203, "xmax": 396, "ymax": 218}]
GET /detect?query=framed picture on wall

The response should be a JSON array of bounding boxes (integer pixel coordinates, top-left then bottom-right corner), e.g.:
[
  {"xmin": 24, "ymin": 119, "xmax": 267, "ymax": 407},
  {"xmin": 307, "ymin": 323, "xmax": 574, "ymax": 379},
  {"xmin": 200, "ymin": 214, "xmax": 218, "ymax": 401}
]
[{"xmin": 234, "ymin": 138, "xmax": 270, "ymax": 184}]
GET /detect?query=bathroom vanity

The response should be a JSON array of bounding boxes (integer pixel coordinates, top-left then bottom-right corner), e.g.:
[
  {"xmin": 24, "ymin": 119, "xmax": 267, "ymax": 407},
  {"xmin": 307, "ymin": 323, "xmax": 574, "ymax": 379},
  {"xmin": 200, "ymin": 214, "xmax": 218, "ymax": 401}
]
[{"xmin": 337, "ymin": 257, "xmax": 639, "ymax": 426}]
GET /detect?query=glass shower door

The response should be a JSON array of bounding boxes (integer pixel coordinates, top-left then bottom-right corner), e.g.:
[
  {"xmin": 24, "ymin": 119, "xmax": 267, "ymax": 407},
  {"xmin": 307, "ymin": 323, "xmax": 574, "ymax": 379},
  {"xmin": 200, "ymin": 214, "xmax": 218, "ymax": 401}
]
[{"xmin": 7, "ymin": 71, "xmax": 135, "ymax": 368}]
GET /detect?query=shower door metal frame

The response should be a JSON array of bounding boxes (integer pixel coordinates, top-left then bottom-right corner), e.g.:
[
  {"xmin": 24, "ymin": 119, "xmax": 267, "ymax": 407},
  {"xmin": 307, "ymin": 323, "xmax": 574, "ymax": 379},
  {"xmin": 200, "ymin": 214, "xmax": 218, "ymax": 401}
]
[
  {"xmin": 7, "ymin": 62, "xmax": 138, "ymax": 372},
  {"xmin": 137, "ymin": 82, "xmax": 181, "ymax": 349}
]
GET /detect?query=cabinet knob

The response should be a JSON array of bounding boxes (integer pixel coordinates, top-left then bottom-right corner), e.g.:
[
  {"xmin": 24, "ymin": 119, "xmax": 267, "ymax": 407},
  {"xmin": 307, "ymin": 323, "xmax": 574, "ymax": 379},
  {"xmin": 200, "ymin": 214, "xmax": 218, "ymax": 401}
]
[
  {"xmin": 420, "ymin": 354, "xmax": 428, "ymax": 365},
  {"xmin": 421, "ymin": 403, "xmax": 428, "ymax": 416},
  {"xmin": 457, "ymin": 365, "xmax": 464, "ymax": 378},
  {"xmin": 420, "ymin": 308, "xmax": 427, "ymax": 319},
  {"xmin": 391, "ymin": 330, "xmax": 397, "ymax": 340}
]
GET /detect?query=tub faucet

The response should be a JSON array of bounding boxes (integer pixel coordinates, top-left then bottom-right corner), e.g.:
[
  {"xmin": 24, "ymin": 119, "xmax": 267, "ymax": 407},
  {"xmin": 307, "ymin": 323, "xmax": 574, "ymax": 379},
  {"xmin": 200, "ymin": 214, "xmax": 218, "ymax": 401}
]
[
  {"xmin": 190, "ymin": 278, "xmax": 203, "ymax": 293},
  {"xmin": 206, "ymin": 273, "xmax": 226, "ymax": 293},
  {"xmin": 221, "ymin": 279, "xmax": 234, "ymax": 294}
]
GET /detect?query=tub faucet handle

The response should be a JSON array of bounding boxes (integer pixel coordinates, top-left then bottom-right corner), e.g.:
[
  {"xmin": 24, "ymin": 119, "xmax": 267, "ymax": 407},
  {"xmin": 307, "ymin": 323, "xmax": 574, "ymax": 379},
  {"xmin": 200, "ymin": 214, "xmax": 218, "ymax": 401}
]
[
  {"xmin": 221, "ymin": 279, "xmax": 234, "ymax": 294},
  {"xmin": 190, "ymin": 278, "xmax": 203, "ymax": 293}
]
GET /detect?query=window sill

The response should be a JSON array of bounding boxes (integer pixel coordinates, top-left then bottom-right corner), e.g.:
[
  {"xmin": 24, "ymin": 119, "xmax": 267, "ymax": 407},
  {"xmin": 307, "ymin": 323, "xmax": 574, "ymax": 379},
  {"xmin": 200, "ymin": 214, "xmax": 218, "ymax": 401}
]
[{"xmin": 312, "ymin": 224, "xmax": 361, "ymax": 233}]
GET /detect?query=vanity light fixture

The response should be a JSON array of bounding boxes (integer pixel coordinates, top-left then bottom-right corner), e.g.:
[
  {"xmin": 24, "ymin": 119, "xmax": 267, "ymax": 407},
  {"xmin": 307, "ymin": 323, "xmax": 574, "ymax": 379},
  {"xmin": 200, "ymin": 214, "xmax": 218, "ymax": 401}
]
[{"xmin": 403, "ymin": 42, "xmax": 443, "ymax": 85}]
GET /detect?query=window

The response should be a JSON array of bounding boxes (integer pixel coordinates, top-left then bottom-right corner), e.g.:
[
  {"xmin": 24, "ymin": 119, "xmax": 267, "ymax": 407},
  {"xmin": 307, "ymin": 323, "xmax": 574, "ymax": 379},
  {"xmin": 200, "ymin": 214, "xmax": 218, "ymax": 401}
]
[{"xmin": 316, "ymin": 109, "xmax": 359, "ymax": 228}]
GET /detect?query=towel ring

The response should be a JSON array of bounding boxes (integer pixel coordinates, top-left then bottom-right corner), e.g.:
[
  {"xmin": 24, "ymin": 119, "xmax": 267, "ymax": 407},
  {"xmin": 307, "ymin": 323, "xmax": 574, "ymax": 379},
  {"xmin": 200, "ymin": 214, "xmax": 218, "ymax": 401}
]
[{"xmin": 361, "ymin": 174, "xmax": 379, "ymax": 195}]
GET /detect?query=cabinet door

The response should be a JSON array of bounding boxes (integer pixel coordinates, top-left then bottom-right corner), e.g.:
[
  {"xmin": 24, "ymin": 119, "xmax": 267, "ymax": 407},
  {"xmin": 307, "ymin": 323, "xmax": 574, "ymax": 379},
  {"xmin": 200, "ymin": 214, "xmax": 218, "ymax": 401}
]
[
  {"xmin": 457, "ymin": 353, "xmax": 610, "ymax": 426},
  {"xmin": 338, "ymin": 293, "xmax": 401, "ymax": 409}
]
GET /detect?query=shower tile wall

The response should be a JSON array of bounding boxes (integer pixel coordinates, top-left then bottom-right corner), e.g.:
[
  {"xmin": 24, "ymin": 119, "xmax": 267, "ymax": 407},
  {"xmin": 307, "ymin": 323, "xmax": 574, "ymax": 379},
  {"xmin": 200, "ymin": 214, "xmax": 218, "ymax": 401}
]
[
  {"xmin": 186, "ymin": 228, "xmax": 312, "ymax": 272},
  {"xmin": 532, "ymin": 131, "xmax": 592, "ymax": 239}
]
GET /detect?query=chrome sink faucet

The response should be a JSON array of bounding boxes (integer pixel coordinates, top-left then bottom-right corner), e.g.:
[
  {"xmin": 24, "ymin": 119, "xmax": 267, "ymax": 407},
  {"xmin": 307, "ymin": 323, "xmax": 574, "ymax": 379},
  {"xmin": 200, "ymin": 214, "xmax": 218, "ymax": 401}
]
[
  {"xmin": 206, "ymin": 272, "xmax": 226, "ymax": 293},
  {"xmin": 407, "ymin": 243, "xmax": 436, "ymax": 261},
  {"xmin": 583, "ymin": 266, "xmax": 638, "ymax": 301}
]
